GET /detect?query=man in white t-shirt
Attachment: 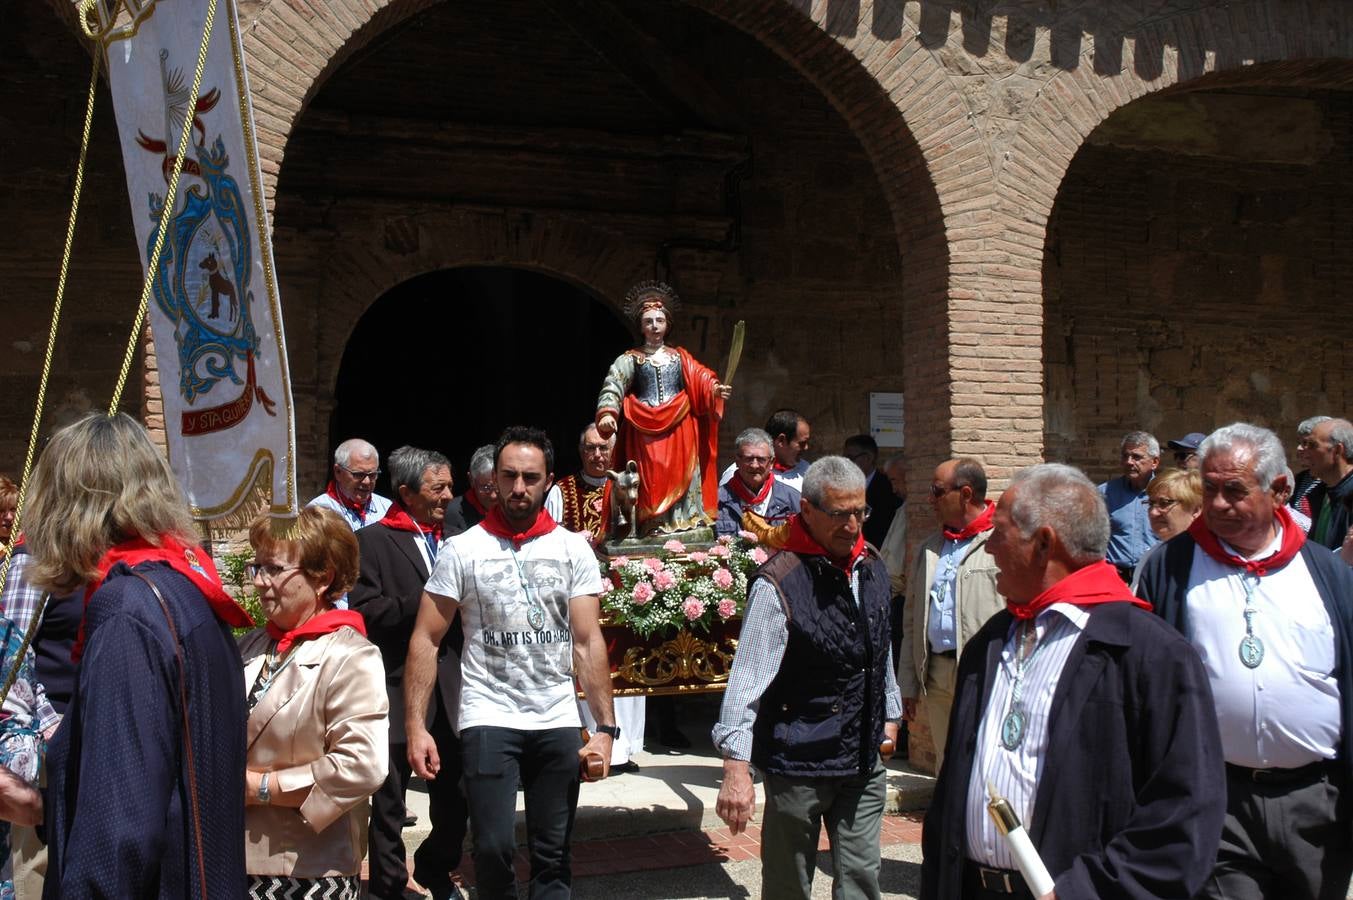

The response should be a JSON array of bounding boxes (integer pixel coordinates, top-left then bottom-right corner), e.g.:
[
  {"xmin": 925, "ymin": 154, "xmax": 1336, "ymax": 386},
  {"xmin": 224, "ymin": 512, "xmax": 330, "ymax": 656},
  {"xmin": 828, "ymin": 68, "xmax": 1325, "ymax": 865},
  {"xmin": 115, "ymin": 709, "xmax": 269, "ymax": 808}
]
[{"xmin": 405, "ymin": 426, "xmax": 616, "ymax": 899}]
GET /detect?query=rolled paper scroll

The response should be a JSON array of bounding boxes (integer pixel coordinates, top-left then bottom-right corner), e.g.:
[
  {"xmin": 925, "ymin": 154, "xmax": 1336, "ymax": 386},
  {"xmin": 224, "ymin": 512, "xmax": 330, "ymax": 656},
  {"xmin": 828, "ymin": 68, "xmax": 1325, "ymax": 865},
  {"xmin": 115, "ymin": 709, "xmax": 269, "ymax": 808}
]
[{"xmin": 986, "ymin": 782, "xmax": 1055, "ymax": 897}]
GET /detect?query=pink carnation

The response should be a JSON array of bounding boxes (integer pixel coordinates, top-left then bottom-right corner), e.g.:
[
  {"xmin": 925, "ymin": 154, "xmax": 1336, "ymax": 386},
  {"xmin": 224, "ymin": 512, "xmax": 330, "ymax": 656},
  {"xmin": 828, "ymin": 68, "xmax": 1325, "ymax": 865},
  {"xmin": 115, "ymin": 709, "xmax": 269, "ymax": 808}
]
[
  {"xmin": 688, "ymin": 551, "xmax": 709, "ymax": 564},
  {"xmin": 751, "ymin": 547, "xmax": 769, "ymax": 565},
  {"xmin": 609, "ymin": 555, "xmax": 630, "ymax": 569},
  {"xmin": 718, "ymin": 534, "xmax": 736, "ymax": 545},
  {"xmin": 643, "ymin": 557, "xmax": 665, "ymax": 575},
  {"xmin": 653, "ymin": 569, "xmax": 677, "ymax": 591},
  {"xmin": 682, "ymin": 595, "xmax": 706, "ymax": 621},
  {"xmin": 632, "ymin": 582, "xmax": 654, "ymax": 605},
  {"xmin": 662, "ymin": 539, "xmax": 687, "ymax": 553},
  {"xmin": 712, "ymin": 567, "xmax": 734, "ymax": 589},
  {"xmin": 599, "ymin": 580, "xmax": 613, "ymax": 595},
  {"xmin": 738, "ymin": 529, "xmax": 759, "ymax": 543},
  {"xmin": 717, "ymin": 597, "xmax": 738, "ymax": 619},
  {"xmin": 709, "ymin": 544, "xmax": 731, "ymax": 559}
]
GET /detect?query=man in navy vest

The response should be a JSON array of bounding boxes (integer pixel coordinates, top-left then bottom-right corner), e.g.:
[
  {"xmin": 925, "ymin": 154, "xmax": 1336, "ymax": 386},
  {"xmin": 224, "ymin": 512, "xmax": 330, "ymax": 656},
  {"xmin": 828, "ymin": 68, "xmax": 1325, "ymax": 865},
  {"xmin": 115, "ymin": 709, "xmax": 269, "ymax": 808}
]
[{"xmin": 713, "ymin": 456, "xmax": 901, "ymax": 900}]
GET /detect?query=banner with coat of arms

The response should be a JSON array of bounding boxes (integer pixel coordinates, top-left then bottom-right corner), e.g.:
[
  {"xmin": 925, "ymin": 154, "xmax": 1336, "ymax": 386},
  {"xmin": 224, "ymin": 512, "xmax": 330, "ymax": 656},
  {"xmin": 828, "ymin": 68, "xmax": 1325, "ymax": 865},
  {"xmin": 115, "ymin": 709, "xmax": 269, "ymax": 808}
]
[{"xmin": 94, "ymin": 0, "xmax": 297, "ymax": 525}]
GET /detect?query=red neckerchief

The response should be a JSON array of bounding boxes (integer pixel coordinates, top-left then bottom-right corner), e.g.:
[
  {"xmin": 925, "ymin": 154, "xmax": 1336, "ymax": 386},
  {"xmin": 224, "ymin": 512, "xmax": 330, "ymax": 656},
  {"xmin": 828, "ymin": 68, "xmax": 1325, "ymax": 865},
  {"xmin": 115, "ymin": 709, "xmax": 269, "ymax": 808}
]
[
  {"xmin": 729, "ymin": 470, "xmax": 774, "ymax": 507},
  {"xmin": 1188, "ymin": 505, "xmax": 1306, "ymax": 577},
  {"xmin": 463, "ymin": 489, "xmax": 487, "ymax": 518},
  {"xmin": 942, "ymin": 500, "xmax": 996, "ymax": 541},
  {"xmin": 325, "ymin": 480, "xmax": 369, "ymax": 524},
  {"xmin": 481, "ymin": 505, "xmax": 557, "ymax": 549},
  {"xmin": 75, "ymin": 535, "xmax": 255, "ymax": 661},
  {"xmin": 772, "ymin": 459, "xmax": 792, "ymax": 474},
  {"xmin": 266, "ymin": 609, "xmax": 367, "ymax": 655},
  {"xmin": 1009, "ymin": 559, "xmax": 1153, "ymax": 621},
  {"xmin": 380, "ymin": 502, "xmax": 442, "ymax": 543},
  {"xmin": 779, "ymin": 514, "xmax": 867, "ymax": 573}
]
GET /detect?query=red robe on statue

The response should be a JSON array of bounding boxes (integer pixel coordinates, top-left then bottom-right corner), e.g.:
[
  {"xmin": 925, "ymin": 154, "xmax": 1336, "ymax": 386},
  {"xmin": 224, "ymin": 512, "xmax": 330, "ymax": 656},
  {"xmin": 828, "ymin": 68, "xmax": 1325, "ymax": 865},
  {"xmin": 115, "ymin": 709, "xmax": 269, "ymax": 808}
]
[{"xmin": 598, "ymin": 346, "xmax": 724, "ymax": 533}]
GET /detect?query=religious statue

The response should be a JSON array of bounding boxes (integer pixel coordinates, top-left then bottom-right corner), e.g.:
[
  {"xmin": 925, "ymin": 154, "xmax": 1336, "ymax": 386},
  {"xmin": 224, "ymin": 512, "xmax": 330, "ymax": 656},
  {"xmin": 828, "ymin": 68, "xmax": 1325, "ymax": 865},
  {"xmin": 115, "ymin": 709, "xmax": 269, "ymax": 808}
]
[{"xmin": 596, "ymin": 282, "xmax": 731, "ymax": 539}]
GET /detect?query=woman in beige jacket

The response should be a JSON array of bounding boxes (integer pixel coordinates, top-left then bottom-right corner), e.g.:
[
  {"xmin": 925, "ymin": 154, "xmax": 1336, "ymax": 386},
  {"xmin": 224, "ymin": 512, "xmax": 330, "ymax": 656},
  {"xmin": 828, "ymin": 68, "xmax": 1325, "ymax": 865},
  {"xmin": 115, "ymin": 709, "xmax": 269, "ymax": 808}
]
[{"xmin": 239, "ymin": 507, "xmax": 389, "ymax": 900}]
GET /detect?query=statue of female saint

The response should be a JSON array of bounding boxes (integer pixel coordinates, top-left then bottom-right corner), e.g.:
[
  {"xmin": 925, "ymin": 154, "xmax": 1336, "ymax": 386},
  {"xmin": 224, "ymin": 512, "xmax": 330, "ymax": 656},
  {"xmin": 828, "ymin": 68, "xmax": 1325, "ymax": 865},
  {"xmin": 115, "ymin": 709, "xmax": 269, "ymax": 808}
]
[{"xmin": 596, "ymin": 282, "xmax": 732, "ymax": 537}]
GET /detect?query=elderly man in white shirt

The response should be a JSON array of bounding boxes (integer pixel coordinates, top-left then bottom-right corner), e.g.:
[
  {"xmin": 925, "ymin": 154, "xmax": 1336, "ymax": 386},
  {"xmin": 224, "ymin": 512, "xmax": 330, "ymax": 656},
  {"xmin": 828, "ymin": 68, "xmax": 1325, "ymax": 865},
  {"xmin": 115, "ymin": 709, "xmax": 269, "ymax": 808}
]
[{"xmin": 1137, "ymin": 422, "xmax": 1353, "ymax": 900}]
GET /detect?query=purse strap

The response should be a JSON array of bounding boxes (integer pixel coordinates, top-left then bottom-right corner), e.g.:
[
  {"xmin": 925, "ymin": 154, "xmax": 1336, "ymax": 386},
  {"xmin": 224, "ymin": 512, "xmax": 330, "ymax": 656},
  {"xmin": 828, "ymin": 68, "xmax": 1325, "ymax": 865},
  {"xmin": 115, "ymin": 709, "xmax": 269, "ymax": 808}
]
[{"xmin": 131, "ymin": 570, "xmax": 210, "ymax": 900}]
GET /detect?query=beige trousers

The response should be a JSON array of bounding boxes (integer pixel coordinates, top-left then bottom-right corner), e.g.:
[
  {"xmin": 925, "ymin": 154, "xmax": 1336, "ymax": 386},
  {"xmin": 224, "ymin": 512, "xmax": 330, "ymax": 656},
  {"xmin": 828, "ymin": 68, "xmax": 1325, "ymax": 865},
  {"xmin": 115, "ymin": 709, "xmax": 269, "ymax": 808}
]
[
  {"xmin": 924, "ymin": 653, "xmax": 959, "ymax": 775},
  {"xmin": 10, "ymin": 823, "xmax": 46, "ymax": 900}
]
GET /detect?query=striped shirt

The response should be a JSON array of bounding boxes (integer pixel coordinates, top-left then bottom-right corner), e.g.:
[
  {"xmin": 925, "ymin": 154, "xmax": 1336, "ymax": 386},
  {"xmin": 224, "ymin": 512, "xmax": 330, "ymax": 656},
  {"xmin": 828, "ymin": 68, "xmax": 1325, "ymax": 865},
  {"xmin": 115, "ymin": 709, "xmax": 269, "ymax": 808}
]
[
  {"xmin": 712, "ymin": 561, "xmax": 902, "ymax": 762},
  {"xmin": 964, "ymin": 603, "xmax": 1088, "ymax": 868}
]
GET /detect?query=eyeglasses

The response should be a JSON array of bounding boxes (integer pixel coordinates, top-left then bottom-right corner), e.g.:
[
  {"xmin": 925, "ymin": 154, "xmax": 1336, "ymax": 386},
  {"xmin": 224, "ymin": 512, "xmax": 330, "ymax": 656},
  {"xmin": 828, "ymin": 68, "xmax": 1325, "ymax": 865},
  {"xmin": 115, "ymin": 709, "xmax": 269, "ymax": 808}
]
[
  {"xmin": 736, "ymin": 453, "xmax": 772, "ymax": 464},
  {"xmin": 930, "ymin": 483, "xmax": 957, "ymax": 498},
  {"xmin": 1144, "ymin": 498, "xmax": 1179, "ymax": 512},
  {"xmin": 813, "ymin": 503, "xmax": 872, "ymax": 523},
  {"xmin": 339, "ymin": 465, "xmax": 380, "ymax": 482},
  {"xmin": 1173, "ymin": 451, "xmax": 1196, "ymax": 464},
  {"xmin": 247, "ymin": 563, "xmax": 302, "ymax": 581}
]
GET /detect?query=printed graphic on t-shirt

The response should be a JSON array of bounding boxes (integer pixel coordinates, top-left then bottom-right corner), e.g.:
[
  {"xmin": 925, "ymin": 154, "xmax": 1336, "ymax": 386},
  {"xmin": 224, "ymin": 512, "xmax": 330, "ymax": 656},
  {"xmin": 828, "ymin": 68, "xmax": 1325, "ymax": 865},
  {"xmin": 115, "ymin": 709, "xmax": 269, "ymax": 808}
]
[{"xmin": 471, "ymin": 556, "xmax": 573, "ymax": 714}]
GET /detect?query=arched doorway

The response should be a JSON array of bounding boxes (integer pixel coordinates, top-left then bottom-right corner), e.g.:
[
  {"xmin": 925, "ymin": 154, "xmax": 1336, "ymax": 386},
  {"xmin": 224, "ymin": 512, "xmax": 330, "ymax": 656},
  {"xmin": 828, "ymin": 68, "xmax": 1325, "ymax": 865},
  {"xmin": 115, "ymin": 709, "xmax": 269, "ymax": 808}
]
[
  {"xmin": 268, "ymin": 0, "xmax": 916, "ymax": 493},
  {"xmin": 1042, "ymin": 66, "xmax": 1353, "ymax": 479},
  {"xmin": 331, "ymin": 267, "xmax": 632, "ymax": 483}
]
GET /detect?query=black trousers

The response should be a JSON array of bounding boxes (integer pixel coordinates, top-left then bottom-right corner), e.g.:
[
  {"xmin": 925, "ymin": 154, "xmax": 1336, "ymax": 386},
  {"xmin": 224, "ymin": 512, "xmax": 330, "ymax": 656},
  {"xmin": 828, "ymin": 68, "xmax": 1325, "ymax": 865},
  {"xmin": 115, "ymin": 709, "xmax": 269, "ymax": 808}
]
[
  {"xmin": 462, "ymin": 725, "xmax": 583, "ymax": 900},
  {"xmin": 367, "ymin": 695, "xmax": 469, "ymax": 899}
]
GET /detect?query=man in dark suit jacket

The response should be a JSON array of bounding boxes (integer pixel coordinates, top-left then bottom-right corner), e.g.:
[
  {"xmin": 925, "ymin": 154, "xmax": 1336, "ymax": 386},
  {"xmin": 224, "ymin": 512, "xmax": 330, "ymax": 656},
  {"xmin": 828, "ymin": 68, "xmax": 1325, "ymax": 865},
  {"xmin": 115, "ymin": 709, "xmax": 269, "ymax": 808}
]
[
  {"xmin": 922, "ymin": 463, "xmax": 1225, "ymax": 900},
  {"xmin": 844, "ymin": 434, "xmax": 900, "ymax": 547},
  {"xmin": 351, "ymin": 446, "xmax": 467, "ymax": 900}
]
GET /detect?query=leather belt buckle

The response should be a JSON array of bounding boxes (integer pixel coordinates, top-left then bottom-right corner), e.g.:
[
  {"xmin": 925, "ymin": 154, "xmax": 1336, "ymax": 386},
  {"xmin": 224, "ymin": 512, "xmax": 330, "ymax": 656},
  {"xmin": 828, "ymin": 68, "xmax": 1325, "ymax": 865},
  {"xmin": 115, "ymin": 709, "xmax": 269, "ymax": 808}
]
[{"xmin": 978, "ymin": 866, "xmax": 1015, "ymax": 893}]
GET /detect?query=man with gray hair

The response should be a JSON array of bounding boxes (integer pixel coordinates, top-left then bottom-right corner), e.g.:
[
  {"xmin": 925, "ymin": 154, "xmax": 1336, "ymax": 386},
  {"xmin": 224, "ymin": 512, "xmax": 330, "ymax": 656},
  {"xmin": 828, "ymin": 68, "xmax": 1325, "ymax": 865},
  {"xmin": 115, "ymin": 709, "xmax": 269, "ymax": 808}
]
[
  {"xmin": 923, "ymin": 463, "xmax": 1225, "ymax": 900},
  {"xmin": 1138, "ymin": 423, "xmax": 1353, "ymax": 899},
  {"xmin": 716, "ymin": 427, "xmax": 801, "ymax": 537},
  {"xmin": 1291, "ymin": 414, "xmax": 1332, "ymax": 521},
  {"xmin": 308, "ymin": 437, "xmax": 393, "ymax": 529},
  {"xmin": 445, "ymin": 443, "xmax": 496, "ymax": 534},
  {"xmin": 1098, "ymin": 430, "xmax": 1161, "ymax": 581},
  {"xmin": 1306, "ymin": 417, "xmax": 1353, "ymax": 550},
  {"xmin": 713, "ymin": 456, "xmax": 901, "ymax": 899},
  {"xmin": 350, "ymin": 446, "xmax": 467, "ymax": 900}
]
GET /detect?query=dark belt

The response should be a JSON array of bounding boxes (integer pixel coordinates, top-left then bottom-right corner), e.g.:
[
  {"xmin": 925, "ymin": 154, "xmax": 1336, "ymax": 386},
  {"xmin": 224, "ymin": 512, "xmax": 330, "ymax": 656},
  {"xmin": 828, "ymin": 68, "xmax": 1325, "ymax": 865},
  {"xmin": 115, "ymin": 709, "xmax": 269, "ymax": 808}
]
[
  {"xmin": 962, "ymin": 861, "xmax": 1030, "ymax": 897},
  {"xmin": 1225, "ymin": 758, "xmax": 1336, "ymax": 785},
  {"xmin": 931, "ymin": 649, "xmax": 957, "ymax": 658}
]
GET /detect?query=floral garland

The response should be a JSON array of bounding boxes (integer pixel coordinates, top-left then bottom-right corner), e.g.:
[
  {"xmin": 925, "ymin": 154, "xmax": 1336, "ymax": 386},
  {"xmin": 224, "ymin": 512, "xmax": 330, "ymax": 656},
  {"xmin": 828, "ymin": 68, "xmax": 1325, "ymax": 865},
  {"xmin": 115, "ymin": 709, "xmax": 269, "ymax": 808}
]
[{"xmin": 600, "ymin": 533, "xmax": 769, "ymax": 638}]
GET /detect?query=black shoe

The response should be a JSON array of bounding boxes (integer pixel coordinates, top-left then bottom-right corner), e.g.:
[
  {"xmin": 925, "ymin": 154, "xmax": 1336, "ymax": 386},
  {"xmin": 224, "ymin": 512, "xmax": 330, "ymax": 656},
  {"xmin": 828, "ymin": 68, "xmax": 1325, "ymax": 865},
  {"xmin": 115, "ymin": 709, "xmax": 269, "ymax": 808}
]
[
  {"xmin": 659, "ymin": 728, "xmax": 691, "ymax": 749},
  {"xmin": 611, "ymin": 760, "xmax": 641, "ymax": 775}
]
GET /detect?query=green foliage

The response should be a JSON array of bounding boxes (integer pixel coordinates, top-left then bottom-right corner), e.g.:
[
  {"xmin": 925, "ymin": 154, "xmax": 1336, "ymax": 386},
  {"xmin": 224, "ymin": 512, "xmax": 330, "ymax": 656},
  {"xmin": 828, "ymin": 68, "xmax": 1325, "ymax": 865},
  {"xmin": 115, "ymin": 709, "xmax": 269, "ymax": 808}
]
[{"xmin": 220, "ymin": 550, "xmax": 264, "ymax": 636}]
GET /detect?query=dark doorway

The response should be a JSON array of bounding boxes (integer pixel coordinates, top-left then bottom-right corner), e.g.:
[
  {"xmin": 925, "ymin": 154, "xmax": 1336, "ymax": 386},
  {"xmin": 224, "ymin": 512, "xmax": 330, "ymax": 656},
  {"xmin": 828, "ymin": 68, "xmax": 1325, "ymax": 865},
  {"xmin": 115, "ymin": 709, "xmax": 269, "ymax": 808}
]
[{"xmin": 331, "ymin": 267, "xmax": 633, "ymax": 489}]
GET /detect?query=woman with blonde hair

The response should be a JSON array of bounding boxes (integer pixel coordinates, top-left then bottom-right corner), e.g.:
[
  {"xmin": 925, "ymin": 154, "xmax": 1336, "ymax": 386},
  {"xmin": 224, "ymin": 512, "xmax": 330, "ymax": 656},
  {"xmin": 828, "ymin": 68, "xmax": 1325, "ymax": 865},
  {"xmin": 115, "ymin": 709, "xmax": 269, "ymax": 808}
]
[
  {"xmin": 23, "ymin": 412, "xmax": 253, "ymax": 897},
  {"xmin": 1130, "ymin": 468, "xmax": 1203, "ymax": 591},
  {"xmin": 240, "ymin": 506, "xmax": 387, "ymax": 900}
]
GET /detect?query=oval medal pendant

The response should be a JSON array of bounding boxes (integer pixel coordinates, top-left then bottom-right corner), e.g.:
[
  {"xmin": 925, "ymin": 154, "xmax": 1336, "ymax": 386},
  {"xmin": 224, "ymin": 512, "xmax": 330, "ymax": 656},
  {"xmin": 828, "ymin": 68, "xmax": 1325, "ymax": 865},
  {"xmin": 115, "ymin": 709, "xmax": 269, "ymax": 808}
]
[
  {"xmin": 527, "ymin": 605, "xmax": 546, "ymax": 630},
  {"xmin": 1238, "ymin": 635, "xmax": 1265, "ymax": 668},
  {"xmin": 1000, "ymin": 708, "xmax": 1026, "ymax": 751}
]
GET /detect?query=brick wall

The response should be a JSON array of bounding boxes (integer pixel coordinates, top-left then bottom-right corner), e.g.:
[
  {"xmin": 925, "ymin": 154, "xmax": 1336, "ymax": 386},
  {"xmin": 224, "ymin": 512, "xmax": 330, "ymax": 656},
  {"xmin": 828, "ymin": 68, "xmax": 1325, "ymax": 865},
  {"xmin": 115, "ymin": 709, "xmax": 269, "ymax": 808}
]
[{"xmin": 1044, "ymin": 89, "xmax": 1353, "ymax": 482}]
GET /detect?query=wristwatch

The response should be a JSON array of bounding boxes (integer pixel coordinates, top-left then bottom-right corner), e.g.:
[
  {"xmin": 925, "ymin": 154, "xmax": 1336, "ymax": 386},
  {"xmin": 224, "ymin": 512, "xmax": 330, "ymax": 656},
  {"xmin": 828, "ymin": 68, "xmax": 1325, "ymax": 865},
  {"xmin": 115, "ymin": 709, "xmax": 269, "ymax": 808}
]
[
  {"xmin": 596, "ymin": 724, "xmax": 621, "ymax": 741},
  {"xmin": 258, "ymin": 772, "xmax": 272, "ymax": 805}
]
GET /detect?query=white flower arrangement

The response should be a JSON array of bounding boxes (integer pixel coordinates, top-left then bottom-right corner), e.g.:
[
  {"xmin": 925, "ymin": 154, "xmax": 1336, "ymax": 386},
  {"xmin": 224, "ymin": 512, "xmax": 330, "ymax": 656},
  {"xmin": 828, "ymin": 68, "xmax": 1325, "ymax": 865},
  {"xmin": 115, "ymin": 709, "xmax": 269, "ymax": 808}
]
[{"xmin": 599, "ymin": 534, "xmax": 770, "ymax": 638}]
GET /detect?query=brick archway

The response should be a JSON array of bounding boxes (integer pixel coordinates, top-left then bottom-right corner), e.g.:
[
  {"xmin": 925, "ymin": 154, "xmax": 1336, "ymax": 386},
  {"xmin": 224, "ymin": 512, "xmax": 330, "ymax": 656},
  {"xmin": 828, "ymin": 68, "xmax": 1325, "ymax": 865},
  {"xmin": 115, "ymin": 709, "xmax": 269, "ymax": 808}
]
[
  {"xmin": 243, "ymin": 0, "xmax": 963, "ymax": 466},
  {"xmin": 985, "ymin": 4, "xmax": 1353, "ymax": 466},
  {"xmin": 1040, "ymin": 54, "xmax": 1353, "ymax": 472}
]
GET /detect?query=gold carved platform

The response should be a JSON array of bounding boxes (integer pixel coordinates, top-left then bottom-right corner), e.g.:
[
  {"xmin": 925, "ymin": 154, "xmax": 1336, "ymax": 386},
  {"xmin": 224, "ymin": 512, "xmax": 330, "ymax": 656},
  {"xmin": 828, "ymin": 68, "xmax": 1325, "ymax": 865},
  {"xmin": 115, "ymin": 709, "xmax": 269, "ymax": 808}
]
[{"xmin": 585, "ymin": 618, "xmax": 741, "ymax": 697}]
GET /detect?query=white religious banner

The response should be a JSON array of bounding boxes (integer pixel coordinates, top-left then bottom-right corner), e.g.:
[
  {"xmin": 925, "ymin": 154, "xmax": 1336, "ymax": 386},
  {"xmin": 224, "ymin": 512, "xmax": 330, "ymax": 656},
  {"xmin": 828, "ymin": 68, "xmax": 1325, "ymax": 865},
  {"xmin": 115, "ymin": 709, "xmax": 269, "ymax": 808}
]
[{"xmin": 92, "ymin": 0, "xmax": 297, "ymax": 524}]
